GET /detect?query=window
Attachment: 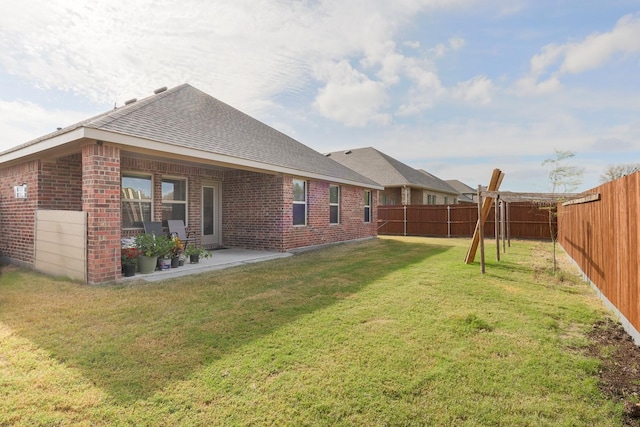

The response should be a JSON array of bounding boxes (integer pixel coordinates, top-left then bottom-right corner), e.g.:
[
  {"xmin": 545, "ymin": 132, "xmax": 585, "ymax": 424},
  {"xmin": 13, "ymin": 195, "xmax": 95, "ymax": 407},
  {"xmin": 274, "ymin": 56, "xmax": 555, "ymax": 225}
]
[
  {"xmin": 364, "ymin": 190, "xmax": 371, "ymax": 223},
  {"xmin": 121, "ymin": 174, "xmax": 152, "ymax": 228},
  {"xmin": 330, "ymin": 185, "xmax": 340, "ymax": 224},
  {"xmin": 293, "ymin": 179, "xmax": 306, "ymax": 226},
  {"xmin": 162, "ymin": 178, "xmax": 187, "ymax": 225}
]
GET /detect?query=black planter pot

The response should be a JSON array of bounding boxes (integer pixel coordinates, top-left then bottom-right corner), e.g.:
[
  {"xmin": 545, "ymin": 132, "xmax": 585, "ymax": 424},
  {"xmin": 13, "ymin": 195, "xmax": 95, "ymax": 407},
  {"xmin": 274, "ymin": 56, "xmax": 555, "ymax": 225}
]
[
  {"xmin": 171, "ymin": 256, "xmax": 180, "ymax": 268},
  {"xmin": 190, "ymin": 254, "xmax": 200, "ymax": 264},
  {"xmin": 123, "ymin": 263, "xmax": 136, "ymax": 277}
]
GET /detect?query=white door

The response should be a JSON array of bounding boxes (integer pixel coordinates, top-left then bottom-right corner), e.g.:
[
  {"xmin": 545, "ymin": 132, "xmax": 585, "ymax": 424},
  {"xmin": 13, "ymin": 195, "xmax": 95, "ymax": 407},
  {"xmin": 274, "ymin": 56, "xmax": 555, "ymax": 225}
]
[{"xmin": 201, "ymin": 182, "xmax": 221, "ymax": 247}]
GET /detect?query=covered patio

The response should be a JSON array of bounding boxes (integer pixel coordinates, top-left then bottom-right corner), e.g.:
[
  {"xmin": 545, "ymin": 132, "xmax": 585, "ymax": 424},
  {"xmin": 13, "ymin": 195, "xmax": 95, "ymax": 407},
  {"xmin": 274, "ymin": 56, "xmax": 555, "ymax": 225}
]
[{"xmin": 122, "ymin": 248, "xmax": 292, "ymax": 283}]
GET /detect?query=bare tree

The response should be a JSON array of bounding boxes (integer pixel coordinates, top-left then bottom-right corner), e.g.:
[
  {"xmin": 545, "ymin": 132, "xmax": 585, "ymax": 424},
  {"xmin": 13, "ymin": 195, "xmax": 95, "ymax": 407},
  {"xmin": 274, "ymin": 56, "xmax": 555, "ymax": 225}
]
[
  {"xmin": 541, "ymin": 149, "xmax": 584, "ymax": 273},
  {"xmin": 600, "ymin": 163, "xmax": 640, "ymax": 183}
]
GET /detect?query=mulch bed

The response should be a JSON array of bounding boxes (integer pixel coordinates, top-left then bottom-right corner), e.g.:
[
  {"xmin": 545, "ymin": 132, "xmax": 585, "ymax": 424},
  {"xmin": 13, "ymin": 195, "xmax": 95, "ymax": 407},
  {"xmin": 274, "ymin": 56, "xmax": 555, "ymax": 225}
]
[{"xmin": 586, "ymin": 318, "xmax": 640, "ymax": 426}]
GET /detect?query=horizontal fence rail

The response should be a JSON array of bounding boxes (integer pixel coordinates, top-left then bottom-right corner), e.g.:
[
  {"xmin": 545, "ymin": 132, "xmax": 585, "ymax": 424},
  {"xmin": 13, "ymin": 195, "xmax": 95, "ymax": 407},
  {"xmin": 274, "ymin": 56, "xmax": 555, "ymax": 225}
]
[{"xmin": 377, "ymin": 202, "xmax": 554, "ymax": 240}]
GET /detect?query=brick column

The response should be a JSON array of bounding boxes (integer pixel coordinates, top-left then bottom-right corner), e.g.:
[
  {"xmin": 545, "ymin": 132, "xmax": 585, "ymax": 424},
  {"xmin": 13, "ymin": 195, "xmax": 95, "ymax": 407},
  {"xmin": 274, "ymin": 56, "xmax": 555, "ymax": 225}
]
[{"xmin": 82, "ymin": 143, "xmax": 121, "ymax": 284}]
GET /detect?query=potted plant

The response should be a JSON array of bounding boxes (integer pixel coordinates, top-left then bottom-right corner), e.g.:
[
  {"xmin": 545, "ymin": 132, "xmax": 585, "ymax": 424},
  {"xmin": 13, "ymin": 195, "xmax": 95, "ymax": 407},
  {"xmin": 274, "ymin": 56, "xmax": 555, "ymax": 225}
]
[
  {"xmin": 156, "ymin": 236, "xmax": 176, "ymax": 271},
  {"xmin": 134, "ymin": 233, "xmax": 175, "ymax": 273},
  {"xmin": 121, "ymin": 247, "xmax": 139, "ymax": 277},
  {"xmin": 170, "ymin": 236, "xmax": 183, "ymax": 268},
  {"xmin": 184, "ymin": 244, "xmax": 210, "ymax": 264}
]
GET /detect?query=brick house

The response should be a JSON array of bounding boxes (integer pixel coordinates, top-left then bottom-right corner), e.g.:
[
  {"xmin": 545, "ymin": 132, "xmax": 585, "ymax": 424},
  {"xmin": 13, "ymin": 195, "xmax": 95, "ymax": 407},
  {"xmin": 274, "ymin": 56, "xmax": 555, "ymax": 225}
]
[
  {"xmin": 326, "ymin": 147, "xmax": 459, "ymax": 206},
  {"xmin": 0, "ymin": 84, "xmax": 382, "ymax": 284}
]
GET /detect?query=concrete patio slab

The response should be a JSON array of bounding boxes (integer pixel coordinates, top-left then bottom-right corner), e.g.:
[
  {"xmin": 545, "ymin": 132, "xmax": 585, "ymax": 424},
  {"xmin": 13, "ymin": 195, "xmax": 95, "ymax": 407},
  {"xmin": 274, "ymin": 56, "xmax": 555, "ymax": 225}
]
[{"xmin": 121, "ymin": 248, "xmax": 293, "ymax": 283}]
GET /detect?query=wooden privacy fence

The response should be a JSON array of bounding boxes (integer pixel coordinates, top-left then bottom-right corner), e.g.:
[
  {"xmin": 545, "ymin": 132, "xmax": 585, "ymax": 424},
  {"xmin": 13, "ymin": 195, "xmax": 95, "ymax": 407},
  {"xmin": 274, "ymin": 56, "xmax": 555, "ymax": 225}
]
[
  {"xmin": 558, "ymin": 172, "xmax": 640, "ymax": 344},
  {"xmin": 378, "ymin": 202, "xmax": 554, "ymax": 240}
]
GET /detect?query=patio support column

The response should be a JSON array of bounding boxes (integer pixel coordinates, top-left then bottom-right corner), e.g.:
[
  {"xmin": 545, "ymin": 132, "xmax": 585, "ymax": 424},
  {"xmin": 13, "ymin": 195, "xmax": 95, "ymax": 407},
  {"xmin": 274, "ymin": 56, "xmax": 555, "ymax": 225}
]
[{"xmin": 82, "ymin": 142, "xmax": 121, "ymax": 284}]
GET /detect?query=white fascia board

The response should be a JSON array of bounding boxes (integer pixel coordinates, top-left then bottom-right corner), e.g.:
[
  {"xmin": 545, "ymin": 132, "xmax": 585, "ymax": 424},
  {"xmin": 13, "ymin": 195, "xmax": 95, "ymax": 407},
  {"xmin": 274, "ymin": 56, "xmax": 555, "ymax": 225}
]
[
  {"xmin": 85, "ymin": 128, "xmax": 384, "ymax": 190},
  {"xmin": 0, "ymin": 128, "xmax": 86, "ymax": 163}
]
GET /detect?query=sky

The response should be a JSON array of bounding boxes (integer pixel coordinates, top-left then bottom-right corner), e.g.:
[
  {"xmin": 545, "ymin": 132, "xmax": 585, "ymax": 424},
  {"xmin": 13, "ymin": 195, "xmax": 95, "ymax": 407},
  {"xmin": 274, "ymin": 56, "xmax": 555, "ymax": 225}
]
[{"xmin": 1, "ymin": 0, "xmax": 639, "ymax": 192}]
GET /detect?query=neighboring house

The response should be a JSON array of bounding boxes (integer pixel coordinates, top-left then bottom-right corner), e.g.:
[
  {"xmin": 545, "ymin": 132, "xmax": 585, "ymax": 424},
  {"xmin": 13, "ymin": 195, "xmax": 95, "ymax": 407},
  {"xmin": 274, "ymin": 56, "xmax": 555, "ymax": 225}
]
[
  {"xmin": 445, "ymin": 179, "xmax": 476, "ymax": 203},
  {"xmin": 326, "ymin": 147, "xmax": 459, "ymax": 206},
  {"xmin": 0, "ymin": 84, "xmax": 382, "ymax": 284}
]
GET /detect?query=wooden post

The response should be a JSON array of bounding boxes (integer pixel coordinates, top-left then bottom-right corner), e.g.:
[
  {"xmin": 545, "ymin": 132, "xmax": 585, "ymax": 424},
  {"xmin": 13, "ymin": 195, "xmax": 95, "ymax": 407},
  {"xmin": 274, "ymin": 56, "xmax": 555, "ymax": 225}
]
[
  {"xmin": 506, "ymin": 201, "xmax": 511, "ymax": 248},
  {"xmin": 477, "ymin": 185, "xmax": 485, "ymax": 274},
  {"xmin": 495, "ymin": 195, "xmax": 500, "ymax": 261},
  {"xmin": 465, "ymin": 168, "xmax": 504, "ymax": 264},
  {"xmin": 403, "ymin": 205, "xmax": 407, "ymax": 236},
  {"xmin": 500, "ymin": 199, "xmax": 506, "ymax": 253}
]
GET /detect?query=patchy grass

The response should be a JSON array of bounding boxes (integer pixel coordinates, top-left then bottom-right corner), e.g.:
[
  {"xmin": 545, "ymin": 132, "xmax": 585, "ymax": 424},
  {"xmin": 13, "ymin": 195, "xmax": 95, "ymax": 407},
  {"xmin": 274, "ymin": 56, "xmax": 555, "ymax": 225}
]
[{"xmin": 0, "ymin": 237, "xmax": 621, "ymax": 425}]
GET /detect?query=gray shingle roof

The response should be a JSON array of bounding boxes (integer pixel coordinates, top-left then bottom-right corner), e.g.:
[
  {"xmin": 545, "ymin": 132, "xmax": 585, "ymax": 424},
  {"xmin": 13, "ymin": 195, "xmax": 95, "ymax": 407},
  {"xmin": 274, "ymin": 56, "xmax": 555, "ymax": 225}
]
[
  {"xmin": 445, "ymin": 179, "xmax": 476, "ymax": 195},
  {"xmin": 326, "ymin": 147, "xmax": 458, "ymax": 194},
  {"xmin": 2, "ymin": 84, "xmax": 380, "ymax": 188}
]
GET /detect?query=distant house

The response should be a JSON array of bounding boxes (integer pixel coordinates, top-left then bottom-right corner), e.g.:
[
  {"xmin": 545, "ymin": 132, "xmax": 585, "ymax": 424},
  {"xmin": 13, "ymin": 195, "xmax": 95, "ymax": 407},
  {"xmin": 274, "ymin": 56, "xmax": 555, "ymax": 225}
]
[
  {"xmin": 0, "ymin": 84, "xmax": 383, "ymax": 284},
  {"xmin": 326, "ymin": 147, "xmax": 459, "ymax": 206},
  {"xmin": 445, "ymin": 179, "xmax": 476, "ymax": 203}
]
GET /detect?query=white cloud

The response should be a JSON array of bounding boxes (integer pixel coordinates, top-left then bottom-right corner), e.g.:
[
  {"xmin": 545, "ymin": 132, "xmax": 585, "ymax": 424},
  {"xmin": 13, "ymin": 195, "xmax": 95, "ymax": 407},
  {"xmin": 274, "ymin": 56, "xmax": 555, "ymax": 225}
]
[
  {"xmin": 429, "ymin": 37, "xmax": 465, "ymax": 57},
  {"xmin": 449, "ymin": 37, "xmax": 466, "ymax": 51},
  {"xmin": 561, "ymin": 13, "xmax": 640, "ymax": 74},
  {"xmin": 516, "ymin": 13, "xmax": 640, "ymax": 96},
  {"xmin": 313, "ymin": 61, "xmax": 390, "ymax": 127},
  {"xmin": 0, "ymin": 0, "xmax": 473, "ymax": 115},
  {"xmin": 452, "ymin": 75, "xmax": 494, "ymax": 105},
  {"xmin": 0, "ymin": 100, "xmax": 91, "ymax": 152}
]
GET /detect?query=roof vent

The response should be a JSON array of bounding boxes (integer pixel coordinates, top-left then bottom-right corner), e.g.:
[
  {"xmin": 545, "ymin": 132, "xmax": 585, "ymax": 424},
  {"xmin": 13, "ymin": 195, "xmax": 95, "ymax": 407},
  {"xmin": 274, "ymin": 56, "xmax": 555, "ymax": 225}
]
[
  {"xmin": 344, "ymin": 150, "xmax": 352, "ymax": 155},
  {"xmin": 154, "ymin": 86, "xmax": 168, "ymax": 94},
  {"xmin": 124, "ymin": 98, "xmax": 137, "ymax": 105},
  {"xmin": 56, "ymin": 127, "xmax": 62, "ymax": 131},
  {"xmin": 325, "ymin": 153, "xmax": 331, "ymax": 157}
]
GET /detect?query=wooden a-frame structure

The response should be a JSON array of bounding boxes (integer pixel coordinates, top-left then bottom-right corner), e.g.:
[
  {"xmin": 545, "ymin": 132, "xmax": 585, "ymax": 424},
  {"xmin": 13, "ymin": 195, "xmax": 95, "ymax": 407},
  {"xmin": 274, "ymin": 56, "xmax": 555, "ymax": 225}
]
[{"xmin": 464, "ymin": 169, "xmax": 598, "ymax": 274}]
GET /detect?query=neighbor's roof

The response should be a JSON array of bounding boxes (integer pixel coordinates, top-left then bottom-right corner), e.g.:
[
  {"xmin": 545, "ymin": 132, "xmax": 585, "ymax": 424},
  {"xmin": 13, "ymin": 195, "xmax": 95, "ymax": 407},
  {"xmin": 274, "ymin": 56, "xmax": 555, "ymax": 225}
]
[
  {"xmin": 326, "ymin": 147, "xmax": 458, "ymax": 194},
  {"xmin": 1, "ymin": 84, "xmax": 382, "ymax": 189},
  {"xmin": 445, "ymin": 179, "xmax": 476, "ymax": 195}
]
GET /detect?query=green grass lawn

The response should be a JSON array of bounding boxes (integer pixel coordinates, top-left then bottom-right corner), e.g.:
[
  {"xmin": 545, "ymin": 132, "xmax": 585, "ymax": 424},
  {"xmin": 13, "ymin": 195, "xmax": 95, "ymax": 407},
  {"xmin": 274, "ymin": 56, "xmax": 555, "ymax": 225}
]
[{"xmin": 0, "ymin": 237, "xmax": 620, "ymax": 426}]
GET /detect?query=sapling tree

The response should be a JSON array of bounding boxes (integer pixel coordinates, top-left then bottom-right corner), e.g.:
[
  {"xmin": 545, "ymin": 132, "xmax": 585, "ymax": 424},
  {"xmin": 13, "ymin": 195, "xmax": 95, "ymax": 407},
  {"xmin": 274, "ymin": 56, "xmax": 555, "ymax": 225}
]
[{"xmin": 541, "ymin": 149, "xmax": 584, "ymax": 273}]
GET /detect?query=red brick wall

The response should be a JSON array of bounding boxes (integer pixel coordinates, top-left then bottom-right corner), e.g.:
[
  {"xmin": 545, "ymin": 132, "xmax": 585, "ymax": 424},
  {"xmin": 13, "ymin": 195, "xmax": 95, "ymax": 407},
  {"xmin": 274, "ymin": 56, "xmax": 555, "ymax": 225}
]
[
  {"xmin": 40, "ymin": 154, "xmax": 83, "ymax": 210},
  {"xmin": 0, "ymin": 160, "xmax": 40, "ymax": 264},
  {"xmin": 282, "ymin": 177, "xmax": 377, "ymax": 251},
  {"xmin": 82, "ymin": 143, "xmax": 121, "ymax": 284},
  {"xmin": 222, "ymin": 170, "xmax": 286, "ymax": 251},
  {"xmin": 221, "ymin": 172, "xmax": 377, "ymax": 251}
]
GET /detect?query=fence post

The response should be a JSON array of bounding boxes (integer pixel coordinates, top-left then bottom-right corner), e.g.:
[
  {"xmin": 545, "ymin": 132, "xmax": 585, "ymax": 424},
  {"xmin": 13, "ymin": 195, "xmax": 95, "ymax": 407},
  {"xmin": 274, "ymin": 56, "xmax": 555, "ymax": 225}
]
[
  {"xmin": 500, "ymin": 199, "xmax": 506, "ymax": 253},
  {"xmin": 477, "ymin": 185, "xmax": 485, "ymax": 274},
  {"xmin": 403, "ymin": 205, "xmax": 407, "ymax": 236},
  {"xmin": 506, "ymin": 202, "xmax": 511, "ymax": 247},
  {"xmin": 447, "ymin": 205, "xmax": 451, "ymax": 238},
  {"xmin": 495, "ymin": 195, "xmax": 500, "ymax": 261}
]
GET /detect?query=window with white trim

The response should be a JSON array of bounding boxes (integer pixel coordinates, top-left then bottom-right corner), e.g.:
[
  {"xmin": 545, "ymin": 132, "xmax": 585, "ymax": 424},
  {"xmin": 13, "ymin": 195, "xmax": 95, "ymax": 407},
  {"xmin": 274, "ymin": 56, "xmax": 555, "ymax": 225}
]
[
  {"xmin": 162, "ymin": 178, "xmax": 187, "ymax": 225},
  {"xmin": 293, "ymin": 179, "xmax": 307, "ymax": 226},
  {"xmin": 364, "ymin": 190, "xmax": 371, "ymax": 223},
  {"xmin": 121, "ymin": 174, "xmax": 152, "ymax": 228},
  {"xmin": 330, "ymin": 185, "xmax": 340, "ymax": 224}
]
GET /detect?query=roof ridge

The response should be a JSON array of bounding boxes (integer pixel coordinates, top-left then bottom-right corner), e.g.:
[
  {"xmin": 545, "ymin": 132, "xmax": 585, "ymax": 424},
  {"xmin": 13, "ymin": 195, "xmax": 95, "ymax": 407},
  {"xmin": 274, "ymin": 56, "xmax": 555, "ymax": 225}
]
[{"xmin": 84, "ymin": 84, "xmax": 190, "ymax": 129}]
